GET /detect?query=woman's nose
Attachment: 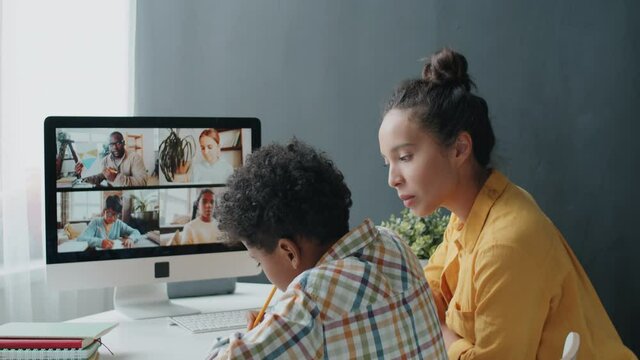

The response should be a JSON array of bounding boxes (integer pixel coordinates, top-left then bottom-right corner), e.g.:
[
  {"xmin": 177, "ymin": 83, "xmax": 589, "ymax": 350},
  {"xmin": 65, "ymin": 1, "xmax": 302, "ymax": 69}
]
[{"xmin": 387, "ymin": 165, "xmax": 403, "ymax": 188}]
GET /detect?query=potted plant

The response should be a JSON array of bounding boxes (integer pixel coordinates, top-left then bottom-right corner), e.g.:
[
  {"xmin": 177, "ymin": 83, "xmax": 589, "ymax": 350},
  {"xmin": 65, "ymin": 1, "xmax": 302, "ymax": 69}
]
[
  {"xmin": 129, "ymin": 192, "xmax": 159, "ymax": 222},
  {"xmin": 158, "ymin": 128, "xmax": 196, "ymax": 182},
  {"xmin": 380, "ymin": 208, "xmax": 450, "ymax": 262}
]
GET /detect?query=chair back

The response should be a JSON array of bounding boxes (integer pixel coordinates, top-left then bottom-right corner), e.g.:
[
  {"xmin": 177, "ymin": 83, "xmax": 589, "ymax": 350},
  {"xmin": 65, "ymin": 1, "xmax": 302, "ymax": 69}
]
[{"xmin": 561, "ymin": 332, "xmax": 580, "ymax": 360}]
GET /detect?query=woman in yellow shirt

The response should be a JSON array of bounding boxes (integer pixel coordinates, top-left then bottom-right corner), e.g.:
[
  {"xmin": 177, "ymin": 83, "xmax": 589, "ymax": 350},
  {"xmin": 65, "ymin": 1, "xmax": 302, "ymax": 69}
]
[{"xmin": 378, "ymin": 48, "xmax": 635, "ymax": 359}]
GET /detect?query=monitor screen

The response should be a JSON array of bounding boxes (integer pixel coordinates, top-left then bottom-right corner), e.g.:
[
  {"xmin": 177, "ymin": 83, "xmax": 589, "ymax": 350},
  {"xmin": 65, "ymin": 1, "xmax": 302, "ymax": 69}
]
[{"xmin": 44, "ymin": 117, "xmax": 261, "ymax": 316}]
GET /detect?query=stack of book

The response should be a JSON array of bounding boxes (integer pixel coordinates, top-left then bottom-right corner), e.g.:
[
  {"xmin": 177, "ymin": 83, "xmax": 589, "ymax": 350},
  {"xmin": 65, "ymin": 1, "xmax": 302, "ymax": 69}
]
[{"xmin": 0, "ymin": 322, "xmax": 117, "ymax": 359}]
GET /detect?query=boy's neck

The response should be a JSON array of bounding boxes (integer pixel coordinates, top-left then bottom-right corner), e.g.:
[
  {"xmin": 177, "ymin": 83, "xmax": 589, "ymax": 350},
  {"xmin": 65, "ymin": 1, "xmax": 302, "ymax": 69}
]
[{"xmin": 301, "ymin": 237, "xmax": 341, "ymax": 268}]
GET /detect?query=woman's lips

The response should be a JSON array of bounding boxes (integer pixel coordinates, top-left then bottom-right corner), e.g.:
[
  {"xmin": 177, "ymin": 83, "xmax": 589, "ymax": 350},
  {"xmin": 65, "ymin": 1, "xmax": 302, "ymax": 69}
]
[{"xmin": 399, "ymin": 195, "xmax": 415, "ymax": 207}]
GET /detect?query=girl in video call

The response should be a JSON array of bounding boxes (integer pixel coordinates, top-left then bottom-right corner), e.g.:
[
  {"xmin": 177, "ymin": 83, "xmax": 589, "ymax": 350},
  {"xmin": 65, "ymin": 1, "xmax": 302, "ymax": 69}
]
[
  {"xmin": 180, "ymin": 189, "xmax": 223, "ymax": 245},
  {"xmin": 378, "ymin": 48, "xmax": 634, "ymax": 358},
  {"xmin": 77, "ymin": 194, "xmax": 141, "ymax": 249},
  {"xmin": 191, "ymin": 128, "xmax": 234, "ymax": 184}
]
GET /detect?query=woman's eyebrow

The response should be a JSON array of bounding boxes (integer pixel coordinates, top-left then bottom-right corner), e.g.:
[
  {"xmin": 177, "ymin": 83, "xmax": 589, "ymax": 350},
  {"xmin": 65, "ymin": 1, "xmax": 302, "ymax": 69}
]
[{"xmin": 390, "ymin": 143, "xmax": 415, "ymax": 152}]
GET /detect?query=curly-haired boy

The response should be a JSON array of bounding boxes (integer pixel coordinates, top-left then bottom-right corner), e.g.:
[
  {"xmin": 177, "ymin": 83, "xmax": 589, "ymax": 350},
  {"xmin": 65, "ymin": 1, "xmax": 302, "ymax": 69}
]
[{"xmin": 207, "ymin": 139, "xmax": 445, "ymax": 359}]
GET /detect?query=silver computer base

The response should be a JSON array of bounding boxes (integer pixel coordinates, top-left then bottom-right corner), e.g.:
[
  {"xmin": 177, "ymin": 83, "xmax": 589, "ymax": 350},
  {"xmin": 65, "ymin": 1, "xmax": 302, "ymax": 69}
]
[{"xmin": 114, "ymin": 283, "xmax": 200, "ymax": 320}]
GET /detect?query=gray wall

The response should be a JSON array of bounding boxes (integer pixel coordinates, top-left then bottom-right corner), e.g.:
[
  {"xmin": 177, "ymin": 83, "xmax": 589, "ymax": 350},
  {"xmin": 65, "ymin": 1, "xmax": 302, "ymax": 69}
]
[{"xmin": 135, "ymin": 0, "xmax": 639, "ymax": 353}]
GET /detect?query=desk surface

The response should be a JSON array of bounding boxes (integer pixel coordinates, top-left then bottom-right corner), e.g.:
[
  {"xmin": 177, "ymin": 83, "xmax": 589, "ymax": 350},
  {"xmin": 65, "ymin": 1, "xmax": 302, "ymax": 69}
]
[{"xmin": 73, "ymin": 283, "xmax": 274, "ymax": 360}]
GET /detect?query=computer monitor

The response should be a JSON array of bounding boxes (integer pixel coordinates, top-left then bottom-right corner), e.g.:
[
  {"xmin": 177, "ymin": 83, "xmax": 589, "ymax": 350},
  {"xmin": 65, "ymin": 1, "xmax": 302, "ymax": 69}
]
[{"xmin": 44, "ymin": 117, "xmax": 261, "ymax": 319}]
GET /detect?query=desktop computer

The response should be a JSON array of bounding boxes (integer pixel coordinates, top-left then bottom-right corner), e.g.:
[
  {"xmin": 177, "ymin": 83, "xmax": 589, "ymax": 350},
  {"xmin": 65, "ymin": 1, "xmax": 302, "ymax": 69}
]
[{"xmin": 44, "ymin": 117, "xmax": 262, "ymax": 319}]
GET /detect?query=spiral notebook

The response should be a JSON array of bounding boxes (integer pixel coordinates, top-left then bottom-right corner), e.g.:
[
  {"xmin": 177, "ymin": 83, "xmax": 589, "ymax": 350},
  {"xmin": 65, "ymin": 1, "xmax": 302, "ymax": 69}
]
[{"xmin": 0, "ymin": 340, "xmax": 100, "ymax": 359}]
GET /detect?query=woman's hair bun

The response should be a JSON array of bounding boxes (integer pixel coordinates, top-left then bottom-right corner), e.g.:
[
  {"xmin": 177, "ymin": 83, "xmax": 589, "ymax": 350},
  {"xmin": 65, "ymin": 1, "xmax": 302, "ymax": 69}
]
[{"xmin": 422, "ymin": 48, "xmax": 474, "ymax": 91}]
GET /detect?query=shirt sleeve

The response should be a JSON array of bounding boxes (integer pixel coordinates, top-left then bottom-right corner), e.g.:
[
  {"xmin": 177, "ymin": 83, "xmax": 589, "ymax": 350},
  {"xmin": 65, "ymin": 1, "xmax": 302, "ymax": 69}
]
[
  {"xmin": 83, "ymin": 157, "xmax": 108, "ymax": 185},
  {"xmin": 77, "ymin": 219, "xmax": 102, "ymax": 248},
  {"xmin": 451, "ymin": 244, "xmax": 549, "ymax": 360},
  {"xmin": 424, "ymin": 222, "xmax": 454, "ymax": 322},
  {"xmin": 210, "ymin": 287, "xmax": 324, "ymax": 360},
  {"xmin": 117, "ymin": 220, "xmax": 141, "ymax": 242}
]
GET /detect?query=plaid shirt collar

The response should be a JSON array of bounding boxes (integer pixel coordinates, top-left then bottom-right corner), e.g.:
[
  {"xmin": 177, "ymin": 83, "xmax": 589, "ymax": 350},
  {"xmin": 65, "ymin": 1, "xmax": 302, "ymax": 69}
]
[{"xmin": 316, "ymin": 218, "xmax": 376, "ymax": 265}]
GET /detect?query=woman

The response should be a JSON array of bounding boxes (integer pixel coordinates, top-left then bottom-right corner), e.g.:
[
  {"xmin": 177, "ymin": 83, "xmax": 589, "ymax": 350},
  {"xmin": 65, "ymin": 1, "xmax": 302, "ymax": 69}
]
[
  {"xmin": 378, "ymin": 48, "xmax": 634, "ymax": 359},
  {"xmin": 191, "ymin": 128, "xmax": 234, "ymax": 184},
  {"xmin": 181, "ymin": 189, "xmax": 223, "ymax": 245},
  {"xmin": 78, "ymin": 194, "xmax": 140, "ymax": 249}
]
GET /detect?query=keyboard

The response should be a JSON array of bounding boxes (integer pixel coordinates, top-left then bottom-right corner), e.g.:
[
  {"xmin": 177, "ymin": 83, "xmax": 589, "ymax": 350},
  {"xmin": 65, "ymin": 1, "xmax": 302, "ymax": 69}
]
[{"xmin": 170, "ymin": 309, "xmax": 250, "ymax": 334}]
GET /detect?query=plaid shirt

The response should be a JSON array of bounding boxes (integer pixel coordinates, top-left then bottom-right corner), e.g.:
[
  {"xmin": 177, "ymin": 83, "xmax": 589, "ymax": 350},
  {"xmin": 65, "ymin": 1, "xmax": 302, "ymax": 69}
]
[{"xmin": 208, "ymin": 219, "xmax": 446, "ymax": 359}]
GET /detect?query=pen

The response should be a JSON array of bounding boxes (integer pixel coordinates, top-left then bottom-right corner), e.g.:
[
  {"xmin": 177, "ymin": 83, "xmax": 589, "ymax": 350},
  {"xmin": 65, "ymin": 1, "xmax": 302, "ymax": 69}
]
[{"xmin": 250, "ymin": 285, "xmax": 277, "ymax": 330}]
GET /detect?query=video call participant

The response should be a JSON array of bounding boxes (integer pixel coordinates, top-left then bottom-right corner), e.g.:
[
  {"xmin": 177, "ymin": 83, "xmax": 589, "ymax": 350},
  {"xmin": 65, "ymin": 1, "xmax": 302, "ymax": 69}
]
[
  {"xmin": 378, "ymin": 48, "xmax": 635, "ymax": 358},
  {"xmin": 191, "ymin": 128, "xmax": 234, "ymax": 184},
  {"xmin": 75, "ymin": 131, "xmax": 147, "ymax": 187},
  {"xmin": 77, "ymin": 194, "xmax": 141, "ymax": 249},
  {"xmin": 180, "ymin": 189, "xmax": 223, "ymax": 245},
  {"xmin": 207, "ymin": 140, "xmax": 445, "ymax": 359}
]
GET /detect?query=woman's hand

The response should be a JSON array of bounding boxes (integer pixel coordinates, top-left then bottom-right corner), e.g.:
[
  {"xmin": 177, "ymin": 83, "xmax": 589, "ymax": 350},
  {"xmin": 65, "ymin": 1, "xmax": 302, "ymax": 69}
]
[
  {"xmin": 101, "ymin": 239, "xmax": 113, "ymax": 249},
  {"xmin": 440, "ymin": 321, "xmax": 462, "ymax": 349},
  {"xmin": 122, "ymin": 237, "xmax": 134, "ymax": 248}
]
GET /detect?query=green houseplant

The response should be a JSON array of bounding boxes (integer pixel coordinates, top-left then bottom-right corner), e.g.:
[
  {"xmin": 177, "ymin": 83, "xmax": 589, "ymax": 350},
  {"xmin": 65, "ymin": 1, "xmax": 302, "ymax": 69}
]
[
  {"xmin": 380, "ymin": 208, "xmax": 450, "ymax": 259},
  {"xmin": 158, "ymin": 128, "xmax": 196, "ymax": 182},
  {"xmin": 130, "ymin": 192, "xmax": 158, "ymax": 221}
]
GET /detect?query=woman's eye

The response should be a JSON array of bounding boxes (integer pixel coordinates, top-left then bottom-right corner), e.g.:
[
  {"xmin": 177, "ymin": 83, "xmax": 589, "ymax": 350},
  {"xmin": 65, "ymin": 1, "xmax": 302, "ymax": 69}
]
[
  {"xmin": 256, "ymin": 262, "xmax": 261, "ymax": 268},
  {"xmin": 399, "ymin": 154, "xmax": 413, "ymax": 162}
]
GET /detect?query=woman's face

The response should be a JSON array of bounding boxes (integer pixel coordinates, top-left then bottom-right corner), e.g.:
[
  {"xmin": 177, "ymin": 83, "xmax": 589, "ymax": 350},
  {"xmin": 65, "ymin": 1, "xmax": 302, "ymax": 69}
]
[
  {"xmin": 378, "ymin": 108, "xmax": 458, "ymax": 217},
  {"xmin": 200, "ymin": 136, "xmax": 220, "ymax": 164},
  {"xmin": 103, "ymin": 209, "xmax": 119, "ymax": 225},
  {"xmin": 198, "ymin": 192, "xmax": 214, "ymax": 222}
]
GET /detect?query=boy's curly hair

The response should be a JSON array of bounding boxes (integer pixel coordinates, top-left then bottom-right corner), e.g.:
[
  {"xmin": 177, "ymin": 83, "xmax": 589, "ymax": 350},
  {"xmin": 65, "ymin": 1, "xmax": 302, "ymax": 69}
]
[{"xmin": 215, "ymin": 139, "xmax": 352, "ymax": 252}]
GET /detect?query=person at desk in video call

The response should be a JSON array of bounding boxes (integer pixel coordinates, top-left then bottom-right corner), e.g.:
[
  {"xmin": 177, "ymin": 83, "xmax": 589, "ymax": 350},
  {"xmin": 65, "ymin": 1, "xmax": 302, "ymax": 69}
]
[
  {"xmin": 77, "ymin": 195, "xmax": 141, "ymax": 249},
  {"xmin": 191, "ymin": 128, "xmax": 234, "ymax": 184},
  {"xmin": 207, "ymin": 140, "xmax": 446, "ymax": 359},
  {"xmin": 75, "ymin": 131, "xmax": 147, "ymax": 187},
  {"xmin": 180, "ymin": 189, "xmax": 223, "ymax": 245}
]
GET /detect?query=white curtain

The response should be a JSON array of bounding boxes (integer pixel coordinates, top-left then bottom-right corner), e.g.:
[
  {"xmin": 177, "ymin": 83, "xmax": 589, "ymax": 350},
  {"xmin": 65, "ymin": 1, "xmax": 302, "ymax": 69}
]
[{"xmin": 0, "ymin": 0, "xmax": 135, "ymax": 322}]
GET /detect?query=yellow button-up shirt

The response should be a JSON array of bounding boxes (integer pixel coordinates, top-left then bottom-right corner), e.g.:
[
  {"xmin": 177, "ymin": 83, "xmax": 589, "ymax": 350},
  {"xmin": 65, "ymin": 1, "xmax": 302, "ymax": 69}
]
[{"xmin": 425, "ymin": 170, "xmax": 635, "ymax": 359}]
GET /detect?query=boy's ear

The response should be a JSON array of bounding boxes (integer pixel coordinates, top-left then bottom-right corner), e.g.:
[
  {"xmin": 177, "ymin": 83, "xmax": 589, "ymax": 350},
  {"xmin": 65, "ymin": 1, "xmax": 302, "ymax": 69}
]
[{"xmin": 276, "ymin": 238, "xmax": 302, "ymax": 270}]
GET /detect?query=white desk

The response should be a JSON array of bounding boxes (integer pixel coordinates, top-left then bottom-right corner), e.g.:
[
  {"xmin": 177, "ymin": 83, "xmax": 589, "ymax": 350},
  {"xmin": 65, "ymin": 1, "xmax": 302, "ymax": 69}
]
[{"xmin": 73, "ymin": 283, "xmax": 274, "ymax": 359}]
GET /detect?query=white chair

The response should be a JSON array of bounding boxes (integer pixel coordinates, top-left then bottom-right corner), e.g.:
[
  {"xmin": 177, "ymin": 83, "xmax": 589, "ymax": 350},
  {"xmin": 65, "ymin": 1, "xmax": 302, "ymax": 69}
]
[{"xmin": 561, "ymin": 332, "xmax": 580, "ymax": 360}]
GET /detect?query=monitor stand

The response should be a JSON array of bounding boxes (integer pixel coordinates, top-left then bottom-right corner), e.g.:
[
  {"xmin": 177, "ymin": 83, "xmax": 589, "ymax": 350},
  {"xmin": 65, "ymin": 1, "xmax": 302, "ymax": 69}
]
[{"xmin": 113, "ymin": 283, "xmax": 200, "ymax": 320}]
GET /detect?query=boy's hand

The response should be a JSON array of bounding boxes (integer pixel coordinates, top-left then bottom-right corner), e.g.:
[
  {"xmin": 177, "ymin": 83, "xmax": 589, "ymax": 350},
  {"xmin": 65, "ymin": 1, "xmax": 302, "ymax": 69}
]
[{"xmin": 246, "ymin": 310, "xmax": 260, "ymax": 330}]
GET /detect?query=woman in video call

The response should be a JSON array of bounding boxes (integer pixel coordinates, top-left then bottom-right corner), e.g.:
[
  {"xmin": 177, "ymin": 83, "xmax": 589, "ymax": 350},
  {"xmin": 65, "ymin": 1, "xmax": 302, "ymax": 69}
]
[
  {"xmin": 378, "ymin": 48, "xmax": 634, "ymax": 358},
  {"xmin": 180, "ymin": 189, "xmax": 223, "ymax": 245},
  {"xmin": 77, "ymin": 194, "xmax": 141, "ymax": 249},
  {"xmin": 191, "ymin": 128, "xmax": 234, "ymax": 184}
]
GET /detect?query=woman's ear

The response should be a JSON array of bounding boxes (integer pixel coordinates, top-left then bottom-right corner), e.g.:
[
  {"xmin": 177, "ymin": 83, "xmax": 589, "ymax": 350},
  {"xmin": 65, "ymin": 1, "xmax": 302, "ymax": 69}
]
[
  {"xmin": 453, "ymin": 132, "xmax": 473, "ymax": 165},
  {"xmin": 276, "ymin": 238, "xmax": 302, "ymax": 270}
]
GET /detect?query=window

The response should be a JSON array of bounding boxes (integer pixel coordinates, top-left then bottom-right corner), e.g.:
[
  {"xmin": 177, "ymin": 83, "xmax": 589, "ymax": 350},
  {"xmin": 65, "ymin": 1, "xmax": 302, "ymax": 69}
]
[{"xmin": 0, "ymin": 0, "xmax": 135, "ymax": 269}]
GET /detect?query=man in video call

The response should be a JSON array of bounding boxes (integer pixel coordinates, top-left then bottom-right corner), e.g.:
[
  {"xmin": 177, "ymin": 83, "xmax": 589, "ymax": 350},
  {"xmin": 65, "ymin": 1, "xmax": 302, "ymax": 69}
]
[{"xmin": 75, "ymin": 131, "xmax": 147, "ymax": 187}]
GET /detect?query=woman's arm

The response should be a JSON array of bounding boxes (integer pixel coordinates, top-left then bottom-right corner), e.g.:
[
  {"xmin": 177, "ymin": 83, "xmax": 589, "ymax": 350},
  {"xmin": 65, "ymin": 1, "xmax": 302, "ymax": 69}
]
[
  {"xmin": 424, "ymin": 220, "xmax": 455, "ymax": 322},
  {"xmin": 76, "ymin": 219, "xmax": 103, "ymax": 248},
  {"xmin": 116, "ymin": 220, "xmax": 141, "ymax": 241},
  {"xmin": 449, "ymin": 243, "xmax": 549, "ymax": 359}
]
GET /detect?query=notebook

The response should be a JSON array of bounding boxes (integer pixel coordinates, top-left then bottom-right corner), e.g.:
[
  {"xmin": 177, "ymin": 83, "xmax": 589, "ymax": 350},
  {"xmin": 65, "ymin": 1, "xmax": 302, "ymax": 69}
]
[
  {"xmin": 0, "ymin": 322, "xmax": 117, "ymax": 341},
  {"xmin": 0, "ymin": 340, "xmax": 100, "ymax": 359},
  {"xmin": 0, "ymin": 337, "xmax": 92, "ymax": 349}
]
